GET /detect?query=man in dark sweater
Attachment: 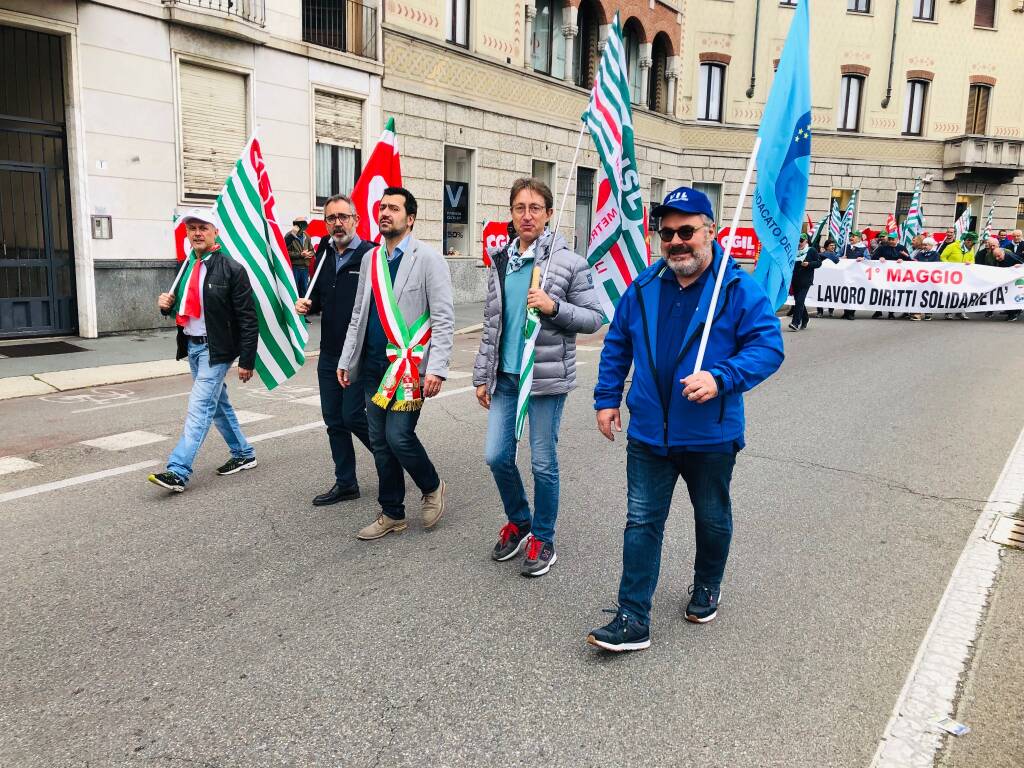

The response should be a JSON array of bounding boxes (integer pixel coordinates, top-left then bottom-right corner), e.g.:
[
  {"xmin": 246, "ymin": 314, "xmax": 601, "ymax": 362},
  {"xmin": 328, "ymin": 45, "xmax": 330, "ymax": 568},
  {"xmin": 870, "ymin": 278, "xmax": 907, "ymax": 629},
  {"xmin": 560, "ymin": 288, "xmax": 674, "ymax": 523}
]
[
  {"xmin": 296, "ymin": 194, "xmax": 375, "ymax": 506},
  {"xmin": 150, "ymin": 208, "xmax": 259, "ymax": 493}
]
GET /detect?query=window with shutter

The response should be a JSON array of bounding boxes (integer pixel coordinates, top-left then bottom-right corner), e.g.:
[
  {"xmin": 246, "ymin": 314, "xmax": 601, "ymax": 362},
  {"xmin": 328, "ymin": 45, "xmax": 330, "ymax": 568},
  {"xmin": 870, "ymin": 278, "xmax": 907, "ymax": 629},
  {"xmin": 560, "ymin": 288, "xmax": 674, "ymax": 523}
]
[
  {"xmin": 179, "ymin": 62, "xmax": 248, "ymax": 201},
  {"xmin": 974, "ymin": 0, "xmax": 996, "ymax": 28},
  {"xmin": 966, "ymin": 84, "xmax": 991, "ymax": 134},
  {"xmin": 314, "ymin": 91, "xmax": 363, "ymax": 206}
]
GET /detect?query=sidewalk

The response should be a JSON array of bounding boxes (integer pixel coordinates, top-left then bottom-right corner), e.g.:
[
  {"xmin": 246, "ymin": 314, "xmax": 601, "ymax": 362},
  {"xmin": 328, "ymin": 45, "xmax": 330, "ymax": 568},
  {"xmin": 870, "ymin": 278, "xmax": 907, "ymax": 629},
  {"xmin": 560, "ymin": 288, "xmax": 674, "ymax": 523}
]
[
  {"xmin": 0, "ymin": 302, "xmax": 484, "ymax": 400},
  {"xmin": 938, "ymin": 514, "xmax": 1024, "ymax": 768}
]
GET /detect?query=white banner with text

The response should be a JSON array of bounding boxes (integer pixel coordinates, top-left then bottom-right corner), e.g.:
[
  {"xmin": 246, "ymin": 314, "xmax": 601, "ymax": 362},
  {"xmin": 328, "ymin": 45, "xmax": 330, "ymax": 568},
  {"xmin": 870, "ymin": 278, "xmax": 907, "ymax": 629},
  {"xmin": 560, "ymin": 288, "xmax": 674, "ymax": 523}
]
[{"xmin": 788, "ymin": 260, "xmax": 1024, "ymax": 313}]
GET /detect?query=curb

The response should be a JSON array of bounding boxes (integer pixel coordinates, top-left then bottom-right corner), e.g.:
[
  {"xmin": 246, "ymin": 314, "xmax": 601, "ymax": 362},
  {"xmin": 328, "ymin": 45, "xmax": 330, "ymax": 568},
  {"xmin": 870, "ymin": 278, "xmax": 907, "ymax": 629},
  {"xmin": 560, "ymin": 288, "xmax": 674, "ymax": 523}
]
[{"xmin": 0, "ymin": 319, "xmax": 484, "ymax": 402}]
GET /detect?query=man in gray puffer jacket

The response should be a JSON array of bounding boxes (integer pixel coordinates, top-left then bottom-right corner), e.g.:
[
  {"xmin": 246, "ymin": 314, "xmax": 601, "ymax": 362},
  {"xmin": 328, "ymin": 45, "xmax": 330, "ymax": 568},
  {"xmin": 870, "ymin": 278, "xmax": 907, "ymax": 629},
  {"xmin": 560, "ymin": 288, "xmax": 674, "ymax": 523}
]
[{"xmin": 474, "ymin": 177, "xmax": 604, "ymax": 577}]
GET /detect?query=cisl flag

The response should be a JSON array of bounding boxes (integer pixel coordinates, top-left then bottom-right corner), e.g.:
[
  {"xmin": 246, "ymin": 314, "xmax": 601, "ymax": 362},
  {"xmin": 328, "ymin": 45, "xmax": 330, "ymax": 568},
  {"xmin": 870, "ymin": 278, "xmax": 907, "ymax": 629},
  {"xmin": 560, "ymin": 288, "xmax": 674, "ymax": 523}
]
[{"xmin": 351, "ymin": 117, "xmax": 402, "ymax": 243}]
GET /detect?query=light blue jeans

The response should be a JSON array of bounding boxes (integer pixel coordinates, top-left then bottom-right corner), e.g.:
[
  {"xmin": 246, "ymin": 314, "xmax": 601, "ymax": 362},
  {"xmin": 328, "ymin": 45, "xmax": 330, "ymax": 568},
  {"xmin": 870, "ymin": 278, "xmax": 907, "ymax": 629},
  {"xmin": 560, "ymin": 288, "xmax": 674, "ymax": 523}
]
[
  {"xmin": 167, "ymin": 341, "xmax": 254, "ymax": 482},
  {"xmin": 484, "ymin": 373, "xmax": 566, "ymax": 545}
]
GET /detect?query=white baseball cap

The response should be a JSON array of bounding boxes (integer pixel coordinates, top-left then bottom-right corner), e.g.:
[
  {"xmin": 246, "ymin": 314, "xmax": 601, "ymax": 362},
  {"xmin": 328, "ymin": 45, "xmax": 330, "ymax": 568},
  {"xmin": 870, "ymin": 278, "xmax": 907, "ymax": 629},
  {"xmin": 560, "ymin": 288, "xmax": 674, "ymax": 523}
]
[{"xmin": 179, "ymin": 207, "xmax": 219, "ymax": 227}]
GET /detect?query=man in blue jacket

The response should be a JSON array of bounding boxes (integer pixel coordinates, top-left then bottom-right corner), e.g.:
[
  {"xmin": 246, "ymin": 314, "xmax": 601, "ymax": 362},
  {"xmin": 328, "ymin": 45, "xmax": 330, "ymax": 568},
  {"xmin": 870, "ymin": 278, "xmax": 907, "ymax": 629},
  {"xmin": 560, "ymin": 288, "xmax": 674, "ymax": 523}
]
[{"xmin": 586, "ymin": 186, "xmax": 785, "ymax": 652}]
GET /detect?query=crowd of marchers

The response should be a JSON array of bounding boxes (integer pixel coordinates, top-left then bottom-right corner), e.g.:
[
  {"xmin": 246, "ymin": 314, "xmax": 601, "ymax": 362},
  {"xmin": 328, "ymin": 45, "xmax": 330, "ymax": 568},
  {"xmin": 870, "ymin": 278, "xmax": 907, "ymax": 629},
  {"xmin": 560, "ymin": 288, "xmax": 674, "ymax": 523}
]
[{"xmin": 787, "ymin": 227, "xmax": 1024, "ymax": 329}]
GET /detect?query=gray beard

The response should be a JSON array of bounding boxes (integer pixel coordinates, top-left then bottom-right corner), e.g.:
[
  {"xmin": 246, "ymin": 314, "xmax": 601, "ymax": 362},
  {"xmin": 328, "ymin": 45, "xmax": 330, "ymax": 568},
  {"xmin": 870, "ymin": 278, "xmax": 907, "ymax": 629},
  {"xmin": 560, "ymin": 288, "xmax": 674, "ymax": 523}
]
[
  {"xmin": 667, "ymin": 247, "xmax": 710, "ymax": 277},
  {"xmin": 333, "ymin": 232, "xmax": 354, "ymax": 249}
]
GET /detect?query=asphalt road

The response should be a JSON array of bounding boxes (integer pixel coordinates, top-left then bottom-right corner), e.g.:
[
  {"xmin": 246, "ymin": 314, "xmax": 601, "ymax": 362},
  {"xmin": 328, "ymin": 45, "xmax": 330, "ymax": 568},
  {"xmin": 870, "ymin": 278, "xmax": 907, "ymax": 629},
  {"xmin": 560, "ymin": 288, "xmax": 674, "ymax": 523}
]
[{"xmin": 2, "ymin": 314, "xmax": 1023, "ymax": 768}]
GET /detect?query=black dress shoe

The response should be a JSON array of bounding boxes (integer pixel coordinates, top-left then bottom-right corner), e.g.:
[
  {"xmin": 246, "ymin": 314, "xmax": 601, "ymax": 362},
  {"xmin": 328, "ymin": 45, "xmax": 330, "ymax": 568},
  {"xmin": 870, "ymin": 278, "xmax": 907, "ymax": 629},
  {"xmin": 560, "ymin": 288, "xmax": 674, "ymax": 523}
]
[{"xmin": 313, "ymin": 484, "xmax": 360, "ymax": 506}]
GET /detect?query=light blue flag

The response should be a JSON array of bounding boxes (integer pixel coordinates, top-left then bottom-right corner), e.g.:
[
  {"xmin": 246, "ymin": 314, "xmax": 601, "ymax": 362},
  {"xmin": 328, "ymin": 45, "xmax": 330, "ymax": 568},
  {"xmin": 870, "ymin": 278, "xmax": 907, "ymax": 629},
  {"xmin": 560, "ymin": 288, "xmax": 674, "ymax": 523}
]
[{"xmin": 751, "ymin": 0, "xmax": 811, "ymax": 309}]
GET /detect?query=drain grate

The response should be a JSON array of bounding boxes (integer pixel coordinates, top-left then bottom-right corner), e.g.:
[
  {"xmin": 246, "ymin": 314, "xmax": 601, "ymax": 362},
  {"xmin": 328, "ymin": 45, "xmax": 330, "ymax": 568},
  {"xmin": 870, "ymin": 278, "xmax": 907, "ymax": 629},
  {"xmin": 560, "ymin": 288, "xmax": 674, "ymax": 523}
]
[{"xmin": 989, "ymin": 516, "xmax": 1024, "ymax": 549}]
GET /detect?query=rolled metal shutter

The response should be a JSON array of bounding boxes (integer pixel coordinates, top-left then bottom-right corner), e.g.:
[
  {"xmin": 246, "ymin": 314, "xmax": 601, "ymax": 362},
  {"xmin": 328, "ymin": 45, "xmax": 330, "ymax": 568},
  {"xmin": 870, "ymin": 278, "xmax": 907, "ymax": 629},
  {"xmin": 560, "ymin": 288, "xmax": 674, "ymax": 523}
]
[{"xmin": 180, "ymin": 62, "xmax": 248, "ymax": 199}]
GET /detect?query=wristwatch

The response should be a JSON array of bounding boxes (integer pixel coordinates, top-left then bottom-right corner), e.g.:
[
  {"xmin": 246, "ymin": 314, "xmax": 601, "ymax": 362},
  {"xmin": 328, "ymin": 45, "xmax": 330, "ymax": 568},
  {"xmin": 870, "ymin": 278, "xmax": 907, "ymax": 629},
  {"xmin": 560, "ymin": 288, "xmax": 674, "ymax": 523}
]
[{"xmin": 551, "ymin": 299, "xmax": 561, "ymax": 317}]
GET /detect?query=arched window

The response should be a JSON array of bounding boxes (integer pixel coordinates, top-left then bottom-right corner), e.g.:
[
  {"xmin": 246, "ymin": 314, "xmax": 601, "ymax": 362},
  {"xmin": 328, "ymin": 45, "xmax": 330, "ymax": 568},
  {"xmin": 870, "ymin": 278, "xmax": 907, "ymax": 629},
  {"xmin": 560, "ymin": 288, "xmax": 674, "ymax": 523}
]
[
  {"xmin": 838, "ymin": 74, "xmax": 864, "ymax": 132},
  {"xmin": 697, "ymin": 62, "xmax": 725, "ymax": 122},
  {"xmin": 647, "ymin": 32, "xmax": 671, "ymax": 113},
  {"xmin": 966, "ymin": 83, "xmax": 991, "ymax": 134},
  {"xmin": 903, "ymin": 79, "xmax": 928, "ymax": 136},
  {"xmin": 622, "ymin": 18, "xmax": 644, "ymax": 105},
  {"xmin": 574, "ymin": 0, "xmax": 600, "ymax": 89}
]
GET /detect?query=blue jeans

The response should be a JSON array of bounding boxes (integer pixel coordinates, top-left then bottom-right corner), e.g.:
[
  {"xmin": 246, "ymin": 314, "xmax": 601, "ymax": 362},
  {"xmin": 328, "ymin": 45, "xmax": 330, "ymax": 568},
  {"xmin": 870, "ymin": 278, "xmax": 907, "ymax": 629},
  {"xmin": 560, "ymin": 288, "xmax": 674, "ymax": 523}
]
[
  {"xmin": 617, "ymin": 439, "xmax": 736, "ymax": 625},
  {"xmin": 484, "ymin": 373, "xmax": 566, "ymax": 544},
  {"xmin": 318, "ymin": 355, "xmax": 370, "ymax": 488},
  {"xmin": 167, "ymin": 341, "xmax": 254, "ymax": 481},
  {"xmin": 293, "ymin": 266, "xmax": 310, "ymax": 297},
  {"xmin": 362, "ymin": 357, "xmax": 440, "ymax": 520}
]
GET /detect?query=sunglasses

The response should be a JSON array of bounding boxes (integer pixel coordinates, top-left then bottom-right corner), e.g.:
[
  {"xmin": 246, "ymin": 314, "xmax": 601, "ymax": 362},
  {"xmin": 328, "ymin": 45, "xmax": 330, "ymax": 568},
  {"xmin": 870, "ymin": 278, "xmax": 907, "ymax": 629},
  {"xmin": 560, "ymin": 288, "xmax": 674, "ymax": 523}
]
[{"xmin": 657, "ymin": 224, "xmax": 706, "ymax": 243}]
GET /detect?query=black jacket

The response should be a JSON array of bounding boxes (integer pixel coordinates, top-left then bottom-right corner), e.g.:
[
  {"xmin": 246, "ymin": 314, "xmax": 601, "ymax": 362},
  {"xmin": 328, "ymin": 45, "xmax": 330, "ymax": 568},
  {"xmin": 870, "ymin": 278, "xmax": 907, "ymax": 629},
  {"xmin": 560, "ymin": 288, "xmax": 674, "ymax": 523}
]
[
  {"xmin": 791, "ymin": 248, "xmax": 822, "ymax": 290},
  {"xmin": 872, "ymin": 243, "xmax": 908, "ymax": 261},
  {"xmin": 163, "ymin": 251, "xmax": 259, "ymax": 369},
  {"xmin": 308, "ymin": 236, "xmax": 375, "ymax": 360}
]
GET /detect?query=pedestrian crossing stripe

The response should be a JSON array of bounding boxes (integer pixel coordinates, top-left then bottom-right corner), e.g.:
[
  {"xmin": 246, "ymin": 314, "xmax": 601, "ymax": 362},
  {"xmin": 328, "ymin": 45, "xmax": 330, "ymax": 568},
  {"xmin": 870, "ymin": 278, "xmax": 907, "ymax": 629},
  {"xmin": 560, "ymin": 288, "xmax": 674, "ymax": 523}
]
[
  {"xmin": 0, "ymin": 456, "xmax": 41, "ymax": 476},
  {"xmin": 80, "ymin": 431, "xmax": 168, "ymax": 451}
]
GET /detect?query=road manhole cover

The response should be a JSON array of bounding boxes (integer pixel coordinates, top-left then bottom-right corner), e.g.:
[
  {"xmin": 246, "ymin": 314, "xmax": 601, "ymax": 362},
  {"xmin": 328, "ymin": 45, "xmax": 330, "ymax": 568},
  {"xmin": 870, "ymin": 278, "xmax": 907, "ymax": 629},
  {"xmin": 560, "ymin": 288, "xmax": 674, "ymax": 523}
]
[{"xmin": 989, "ymin": 516, "xmax": 1024, "ymax": 549}]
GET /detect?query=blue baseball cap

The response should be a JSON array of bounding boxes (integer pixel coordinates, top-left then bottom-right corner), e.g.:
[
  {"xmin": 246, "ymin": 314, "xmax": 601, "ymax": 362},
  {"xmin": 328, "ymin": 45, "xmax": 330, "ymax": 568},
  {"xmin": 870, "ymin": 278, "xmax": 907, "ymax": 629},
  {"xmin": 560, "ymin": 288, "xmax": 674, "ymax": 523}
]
[{"xmin": 651, "ymin": 186, "xmax": 716, "ymax": 221}]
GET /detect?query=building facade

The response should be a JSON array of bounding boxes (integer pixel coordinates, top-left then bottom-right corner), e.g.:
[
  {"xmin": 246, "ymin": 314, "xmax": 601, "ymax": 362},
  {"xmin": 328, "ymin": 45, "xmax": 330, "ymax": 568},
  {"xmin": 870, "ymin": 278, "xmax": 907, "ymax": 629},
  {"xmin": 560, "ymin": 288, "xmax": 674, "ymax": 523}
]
[
  {"xmin": 2, "ymin": 0, "xmax": 1023, "ymax": 339},
  {"xmin": 1, "ymin": 0, "xmax": 382, "ymax": 338}
]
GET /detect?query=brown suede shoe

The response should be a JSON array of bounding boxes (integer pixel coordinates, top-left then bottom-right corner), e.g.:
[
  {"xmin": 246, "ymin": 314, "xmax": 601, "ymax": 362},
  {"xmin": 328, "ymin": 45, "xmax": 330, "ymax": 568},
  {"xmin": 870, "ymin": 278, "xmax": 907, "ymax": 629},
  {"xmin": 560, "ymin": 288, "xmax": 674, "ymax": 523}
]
[
  {"xmin": 422, "ymin": 479, "xmax": 446, "ymax": 529},
  {"xmin": 357, "ymin": 513, "xmax": 407, "ymax": 540}
]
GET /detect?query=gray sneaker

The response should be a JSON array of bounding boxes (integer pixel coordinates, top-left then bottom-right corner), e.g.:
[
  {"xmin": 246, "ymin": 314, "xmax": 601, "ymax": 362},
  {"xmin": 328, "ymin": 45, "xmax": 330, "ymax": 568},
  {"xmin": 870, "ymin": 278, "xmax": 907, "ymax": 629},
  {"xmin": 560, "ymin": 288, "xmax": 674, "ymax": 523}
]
[
  {"xmin": 492, "ymin": 522, "xmax": 530, "ymax": 561},
  {"xmin": 520, "ymin": 535, "xmax": 557, "ymax": 577}
]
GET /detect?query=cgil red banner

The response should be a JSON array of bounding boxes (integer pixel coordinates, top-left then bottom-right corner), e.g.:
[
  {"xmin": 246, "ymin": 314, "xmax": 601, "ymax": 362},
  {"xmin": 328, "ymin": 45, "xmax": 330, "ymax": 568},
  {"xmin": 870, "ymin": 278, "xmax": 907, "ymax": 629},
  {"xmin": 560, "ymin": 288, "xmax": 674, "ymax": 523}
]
[{"xmin": 717, "ymin": 227, "xmax": 761, "ymax": 261}]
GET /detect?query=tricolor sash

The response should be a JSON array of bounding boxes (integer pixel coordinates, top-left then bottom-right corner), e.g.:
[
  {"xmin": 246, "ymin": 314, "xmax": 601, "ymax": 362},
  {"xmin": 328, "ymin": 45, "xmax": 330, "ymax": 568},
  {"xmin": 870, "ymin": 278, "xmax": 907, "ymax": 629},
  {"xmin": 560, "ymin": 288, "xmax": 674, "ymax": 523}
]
[{"xmin": 369, "ymin": 245, "xmax": 432, "ymax": 411}]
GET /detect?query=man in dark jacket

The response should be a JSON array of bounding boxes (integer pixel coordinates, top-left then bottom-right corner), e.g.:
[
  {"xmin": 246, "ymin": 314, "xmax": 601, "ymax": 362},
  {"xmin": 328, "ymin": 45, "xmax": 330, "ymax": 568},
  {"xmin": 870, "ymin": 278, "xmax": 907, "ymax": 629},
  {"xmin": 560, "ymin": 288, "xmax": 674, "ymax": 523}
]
[
  {"xmin": 473, "ymin": 177, "xmax": 603, "ymax": 577},
  {"xmin": 296, "ymin": 194, "xmax": 375, "ymax": 506},
  {"xmin": 790, "ymin": 233, "xmax": 821, "ymax": 330},
  {"xmin": 871, "ymin": 233, "xmax": 908, "ymax": 318},
  {"xmin": 992, "ymin": 247, "xmax": 1024, "ymax": 321},
  {"xmin": 149, "ymin": 208, "xmax": 259, "ymax": 493},
  {"xmin": 840, "ymin": 231, "xmax": 868, "ymax": 320},
  {"xmin": 586, "ymin": 187, "xmax": 784, "ymax": 652}
]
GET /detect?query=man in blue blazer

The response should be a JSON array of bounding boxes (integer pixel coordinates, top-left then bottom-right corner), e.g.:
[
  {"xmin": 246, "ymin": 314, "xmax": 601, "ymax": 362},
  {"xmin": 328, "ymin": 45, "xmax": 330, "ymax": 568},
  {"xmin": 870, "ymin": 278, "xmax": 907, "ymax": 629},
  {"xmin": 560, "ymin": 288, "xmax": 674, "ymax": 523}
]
[{"xmin": 587, "ymin": 186, "xmax": 785, "ymax": 652}]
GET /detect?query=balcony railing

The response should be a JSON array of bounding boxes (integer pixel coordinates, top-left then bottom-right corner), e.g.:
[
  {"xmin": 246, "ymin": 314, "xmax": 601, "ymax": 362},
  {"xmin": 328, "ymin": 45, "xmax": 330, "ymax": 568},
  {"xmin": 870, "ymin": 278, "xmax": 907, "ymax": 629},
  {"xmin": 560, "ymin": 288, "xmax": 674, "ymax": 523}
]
[
  {"xmin": 942, "ymin": 135, "xmax": 1024, "ymax": 180},
  {"xmin": 303, "ymin": 0, "xmax": 378, "ymax": 60},
  {"xmin": 163, "ymin": 0, "xmax": 266, "ymax": 26}
]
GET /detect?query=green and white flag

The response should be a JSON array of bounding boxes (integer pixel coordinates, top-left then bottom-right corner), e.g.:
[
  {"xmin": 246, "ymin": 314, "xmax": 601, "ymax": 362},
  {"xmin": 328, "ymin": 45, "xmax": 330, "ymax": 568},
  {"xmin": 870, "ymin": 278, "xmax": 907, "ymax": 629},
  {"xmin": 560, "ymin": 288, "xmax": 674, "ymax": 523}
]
[
  {"xmin": 981, "ymin": 200, "xmax": 996, "ymax": 242},
  {"xmin": 838, "ymin": 191, "xmax": 857, "ymax": 252},
  {"xmin": 581, "ymin": 13, "xmax": 647, "ymax": 320},
  {"xmin": 212, "ymin": 136, "xmax": 308, "ymax": 389},
  {"xmin": 899, "ymin": 180, "xmax": 924, "ymax": 249},
  {"xmin": 516, "ymin": 286, "xmax": 541, "ymax": 442}
]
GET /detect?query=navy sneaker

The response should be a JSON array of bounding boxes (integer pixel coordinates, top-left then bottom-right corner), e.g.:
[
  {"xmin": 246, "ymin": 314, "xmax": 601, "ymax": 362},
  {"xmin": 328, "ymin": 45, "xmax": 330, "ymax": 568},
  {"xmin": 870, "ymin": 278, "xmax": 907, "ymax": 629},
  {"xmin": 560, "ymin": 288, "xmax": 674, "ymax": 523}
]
[
  {"xmin": 217, "ymin": 456, "xmax": 257, "ymax": 476},
  {"xmin": 520, "ymin": 535, "xmax": 556, "ymax": 576},
  {"xmin": 492, "ymin": 521, "xmax": 530, "ymax": 561},
  {"xmin": 148, "ymin": 471, "xmax": 185, "ymax": 493},
  {"xmin": 587, "ymin": 609, "xmax": 651, "ymax": 652},
  {"xmin": 685, "ymin": 584, "xmax": 721, "ymax": 624}
]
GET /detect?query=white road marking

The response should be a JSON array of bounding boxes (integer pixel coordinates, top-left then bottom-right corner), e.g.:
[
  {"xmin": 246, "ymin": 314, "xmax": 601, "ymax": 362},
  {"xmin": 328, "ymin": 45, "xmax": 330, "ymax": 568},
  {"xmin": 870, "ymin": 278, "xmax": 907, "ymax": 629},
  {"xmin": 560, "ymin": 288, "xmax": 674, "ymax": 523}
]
[
  {"xmin": 0, "ymin": 460, "xmax": 160, "ymax": 504},
  {"xmin": 0, "ymin": 457, "xmax": 41, "ymax": 476},
  {"xmin": 871, "ymin": 424, "xmax": 1024, "ymax": 767},
  {"xmin": 575, "ymin": 344, "xmax": 603, "ymax": 351},
  {"xmin": 71, "ymin": 390, "xmax": 191, "ymax": 414},
  {"xmin": 445, "ymin": 371, "xmax": 471, "ymax": 380},
  {"xmin": 0, "ymin": 383, "xmax": 480, "ymax": 505},
  {"xmin": 232, "ymin": 410, "xmax": 274, "ymax": 425},
  {"xmin": 80, "ymin": 431, "xmax": 168, "ymax": 451},
  {"xmin": 292, "ymin": 395, "xmax": 322, "ymax": 407},
  {"xmin": 248, "ymin": 420, "xmax": 324, "ymax": 443}
]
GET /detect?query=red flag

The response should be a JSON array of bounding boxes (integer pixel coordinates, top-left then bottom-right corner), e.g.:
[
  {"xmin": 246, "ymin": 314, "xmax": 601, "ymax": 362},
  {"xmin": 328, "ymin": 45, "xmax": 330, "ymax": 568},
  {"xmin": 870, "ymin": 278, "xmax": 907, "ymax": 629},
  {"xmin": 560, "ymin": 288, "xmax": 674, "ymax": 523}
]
[
  {"xmin": 885, "ymin": 214, "xmax": 899, "ymax": 236},
  {"xmin": 351, "ymin": 117, "xmax": 402, "ymax": 244},
  {"xmin": 174, "ymin": 218, "xmax": 189, "ymax": 262}
]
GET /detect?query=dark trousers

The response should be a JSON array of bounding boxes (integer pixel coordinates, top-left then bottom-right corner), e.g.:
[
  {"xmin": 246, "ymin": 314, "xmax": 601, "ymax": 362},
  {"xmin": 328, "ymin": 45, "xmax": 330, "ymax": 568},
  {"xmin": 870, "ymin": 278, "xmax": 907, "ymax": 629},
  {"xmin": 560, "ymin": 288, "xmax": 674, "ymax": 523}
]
[
  {"xmin": 617, "ymin": 440, "xmax": 736, "ymax": 625},
  {"xmin": 792, "ymin": 284, "xmax": 811, "ymax": 327},
  {"xmin": 318, "ymin": 355, "xmax": 371, "ymax": 488},
  {"xmin": 362, "ymin": 358, "xmax": 440, "ymax": 520}
]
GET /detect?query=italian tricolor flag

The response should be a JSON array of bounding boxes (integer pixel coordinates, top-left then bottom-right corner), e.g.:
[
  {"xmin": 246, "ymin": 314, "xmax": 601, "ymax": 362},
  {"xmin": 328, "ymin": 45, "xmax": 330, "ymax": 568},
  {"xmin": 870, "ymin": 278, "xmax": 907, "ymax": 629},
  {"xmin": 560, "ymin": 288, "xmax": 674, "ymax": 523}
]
[{"xmin": 352, "ymin": 117, "xmax": 403, "ymax": 244}]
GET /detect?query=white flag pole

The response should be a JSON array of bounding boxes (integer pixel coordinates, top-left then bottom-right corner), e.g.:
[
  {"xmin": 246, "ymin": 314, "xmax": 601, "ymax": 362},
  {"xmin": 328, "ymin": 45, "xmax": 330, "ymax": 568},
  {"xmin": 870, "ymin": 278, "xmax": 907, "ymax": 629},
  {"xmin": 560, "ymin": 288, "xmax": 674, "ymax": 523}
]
[
  {"xmin": 303, "ymin": 244, "xmax": 327, "ymax": 300},
  {"xmin": 693, "ymin": 136, "xmax": 761, "ymax": 375},
  {"xmin": 544, "ymin": 124, "xmax": 588, "ymax": 284},
  {"xmin": 167, "ymin": 255, "xmax": 190, "ymax": 296}
]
